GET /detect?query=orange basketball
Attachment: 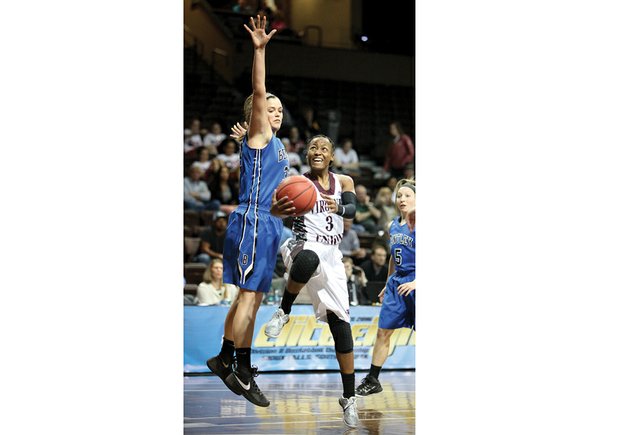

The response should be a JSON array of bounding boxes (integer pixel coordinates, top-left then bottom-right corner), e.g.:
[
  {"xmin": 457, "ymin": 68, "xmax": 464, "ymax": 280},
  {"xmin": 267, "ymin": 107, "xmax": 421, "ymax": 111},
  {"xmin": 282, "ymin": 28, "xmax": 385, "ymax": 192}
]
[{"xmin": 275, "ymin": 175, "xmax": 317, "ymax": 217}]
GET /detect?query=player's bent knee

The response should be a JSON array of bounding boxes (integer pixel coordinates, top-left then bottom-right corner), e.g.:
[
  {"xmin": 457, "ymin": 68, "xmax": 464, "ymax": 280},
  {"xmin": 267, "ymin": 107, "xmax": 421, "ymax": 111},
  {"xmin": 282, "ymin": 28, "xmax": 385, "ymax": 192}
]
[
  {"xmin": 290, "ymin": 249, "xmax": 320, "ymax": 284},
  {"xmin": 327, "ymin": 312, "xmax": 353, "ymax": 354}
]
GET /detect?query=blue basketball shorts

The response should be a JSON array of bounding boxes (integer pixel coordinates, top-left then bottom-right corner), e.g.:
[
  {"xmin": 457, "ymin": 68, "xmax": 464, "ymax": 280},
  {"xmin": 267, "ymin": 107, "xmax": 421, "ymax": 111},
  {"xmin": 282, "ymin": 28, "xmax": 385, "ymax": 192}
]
[
  {"xmin": 378, "ymin": 271, "xmax": 416, "ymax": 330},
  {"xmin": 223, "ymin": 205, "xmax": 283, "ymax": 293}
]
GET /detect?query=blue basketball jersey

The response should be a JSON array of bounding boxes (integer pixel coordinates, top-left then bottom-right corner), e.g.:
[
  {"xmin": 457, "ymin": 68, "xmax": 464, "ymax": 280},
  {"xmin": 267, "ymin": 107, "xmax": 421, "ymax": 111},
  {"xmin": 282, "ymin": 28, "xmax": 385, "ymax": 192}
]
[
  {"xmin": 238, "ymin": 135, "xmax": 289, "ymax": 209},
  {"xmin": 389, "ymin": 217, "xmax": 416, "ymax": 275},
  {"xmin": 222, "ymin": 135, "xmax": 289, "ymax": 291},
  {"xmin": 379, "ymin": 217, "xmax": 416, "ymax": 329}
]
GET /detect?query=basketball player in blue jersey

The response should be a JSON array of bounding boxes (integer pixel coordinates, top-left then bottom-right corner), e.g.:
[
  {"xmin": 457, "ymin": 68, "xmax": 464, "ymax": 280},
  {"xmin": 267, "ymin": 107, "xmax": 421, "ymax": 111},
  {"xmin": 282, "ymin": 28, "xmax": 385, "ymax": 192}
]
[
  {"xmin": 356, "ymin": 178, "xmax": 416, "ymax": 396},
  {"xmin": 206, "ymin": 15, "xmax": 295, "ymax": 408},
  {"xmin": 262, "ymin": 135, "xmax": 361, "ymax": 428}
]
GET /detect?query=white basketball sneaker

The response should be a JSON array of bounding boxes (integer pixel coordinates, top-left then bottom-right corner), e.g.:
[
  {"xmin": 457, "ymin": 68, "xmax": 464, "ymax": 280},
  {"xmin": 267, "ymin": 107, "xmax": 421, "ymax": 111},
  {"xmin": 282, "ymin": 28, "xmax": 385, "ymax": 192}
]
[
  {"xmin": 339, "ymin": 396, "xmax": 359, "ymax": 428},
  {"xmin": 264, "ymin": 308, "xmax": 289, "ymax": 338}
]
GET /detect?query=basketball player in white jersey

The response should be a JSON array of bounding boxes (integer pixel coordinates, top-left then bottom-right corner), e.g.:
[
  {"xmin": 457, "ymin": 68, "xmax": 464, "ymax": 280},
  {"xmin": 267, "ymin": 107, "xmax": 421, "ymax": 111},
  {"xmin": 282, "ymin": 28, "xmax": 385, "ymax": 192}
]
[{"xmin": 264, "ymin": 135, "xmax": 360, "ymax": 428}]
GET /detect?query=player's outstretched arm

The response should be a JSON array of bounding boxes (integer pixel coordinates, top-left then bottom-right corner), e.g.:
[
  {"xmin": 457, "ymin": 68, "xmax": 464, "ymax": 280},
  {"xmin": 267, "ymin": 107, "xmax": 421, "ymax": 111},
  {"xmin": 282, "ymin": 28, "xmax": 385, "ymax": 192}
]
[{"xmin": 244, "ymin": 15, "xmax": 277, "ymax": 148}]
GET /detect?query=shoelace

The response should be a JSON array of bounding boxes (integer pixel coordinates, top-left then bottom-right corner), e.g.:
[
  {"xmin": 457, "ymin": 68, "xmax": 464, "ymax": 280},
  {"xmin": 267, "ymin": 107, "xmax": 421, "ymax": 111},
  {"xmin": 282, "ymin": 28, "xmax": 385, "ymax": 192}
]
[
  {"xmin": 248, "ymin": 366, "xmax": 263, "ymax": 393},
  {"xmin": 343, "ymin": 396, "xmax": 357, "ymax": 410},
  {"xmin": 249, "ymin": 365, "xmax": 260, "ymax": 378},
  {"xmin": 360, "ymin": 380, "xmax": 374, "ymax": 392}
]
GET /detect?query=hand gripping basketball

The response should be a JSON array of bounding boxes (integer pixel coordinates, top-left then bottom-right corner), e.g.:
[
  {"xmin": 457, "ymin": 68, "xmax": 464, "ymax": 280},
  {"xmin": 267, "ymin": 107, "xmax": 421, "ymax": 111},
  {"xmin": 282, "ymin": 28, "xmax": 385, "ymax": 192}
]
[
  {"xmin": 275, "ymin": 176, "xmax": 317, "ymax": 217},
  {"xmin": 270, "ymin": 190, "xmax": 296, "ymax": 218}
]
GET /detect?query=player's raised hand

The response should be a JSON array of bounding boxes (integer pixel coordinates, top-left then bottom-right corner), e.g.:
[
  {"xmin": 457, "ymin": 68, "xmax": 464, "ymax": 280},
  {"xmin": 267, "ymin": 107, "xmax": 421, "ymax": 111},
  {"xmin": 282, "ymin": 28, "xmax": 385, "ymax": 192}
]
[
  {"xmin": 397, "ymin": 280, "xmax": 416, "ymax": 297},
  {"xmin": 230, "ymin": 121, "xmax": 248, "ymax": 141},
  {"xmin": 270, "ymin": 190, "xmax": 296, "ymax": 218},
  {"xmin": 320, "ymin": 193, "xmax": 339, "ymax": 214},
  {"xmin": 244, "ymin": 15, "xmax": 277, "ymax": 49}
]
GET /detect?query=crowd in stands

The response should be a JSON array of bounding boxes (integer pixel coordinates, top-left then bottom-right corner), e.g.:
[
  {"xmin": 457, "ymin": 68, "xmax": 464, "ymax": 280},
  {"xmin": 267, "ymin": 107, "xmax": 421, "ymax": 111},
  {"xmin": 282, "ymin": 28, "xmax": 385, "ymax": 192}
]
[{"xmin": 184, "ymin": 114, "xmax": 414, "ymax": 307}]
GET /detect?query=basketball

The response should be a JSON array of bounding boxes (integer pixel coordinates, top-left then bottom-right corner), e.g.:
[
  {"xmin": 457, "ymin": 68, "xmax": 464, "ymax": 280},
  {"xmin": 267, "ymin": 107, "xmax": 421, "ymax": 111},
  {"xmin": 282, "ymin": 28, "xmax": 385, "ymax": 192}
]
[{"xmin": 275, "ymin": 175, "xmax": 317, "ymax": 216}]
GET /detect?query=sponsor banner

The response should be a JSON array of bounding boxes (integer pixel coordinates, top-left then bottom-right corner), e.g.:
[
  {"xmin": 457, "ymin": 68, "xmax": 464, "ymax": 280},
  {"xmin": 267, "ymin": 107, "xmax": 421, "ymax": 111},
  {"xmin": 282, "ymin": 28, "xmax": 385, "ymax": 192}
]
[{"xmin": 184, "ymin": 305, "xmax": 415, "ymax": 373}]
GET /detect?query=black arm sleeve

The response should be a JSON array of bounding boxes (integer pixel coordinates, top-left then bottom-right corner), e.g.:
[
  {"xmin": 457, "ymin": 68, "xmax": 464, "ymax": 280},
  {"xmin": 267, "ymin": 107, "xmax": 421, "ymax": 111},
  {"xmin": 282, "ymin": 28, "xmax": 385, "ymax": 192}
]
[{"xmin": 337, "ymin": 191, "xmax": 357, "ymax": 219}]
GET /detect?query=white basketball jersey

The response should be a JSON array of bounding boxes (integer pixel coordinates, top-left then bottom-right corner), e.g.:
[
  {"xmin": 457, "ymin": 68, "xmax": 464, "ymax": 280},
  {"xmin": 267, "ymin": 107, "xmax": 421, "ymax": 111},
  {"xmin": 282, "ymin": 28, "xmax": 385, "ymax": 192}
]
[{"xmin": 292, "ymin": 172, "xmax": 344, "ymax": 245}]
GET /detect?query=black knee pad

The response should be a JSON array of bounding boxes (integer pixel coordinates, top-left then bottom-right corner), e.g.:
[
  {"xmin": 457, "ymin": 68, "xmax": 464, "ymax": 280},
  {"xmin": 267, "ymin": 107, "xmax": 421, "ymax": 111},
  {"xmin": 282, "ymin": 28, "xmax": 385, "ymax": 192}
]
[
  {"xmin": 327, "ymin": 311, "xmax": 353, "ymax": 354},
  {"xmin": 290, "ymin": 249, "xmax": 320, "ymax": 284}
]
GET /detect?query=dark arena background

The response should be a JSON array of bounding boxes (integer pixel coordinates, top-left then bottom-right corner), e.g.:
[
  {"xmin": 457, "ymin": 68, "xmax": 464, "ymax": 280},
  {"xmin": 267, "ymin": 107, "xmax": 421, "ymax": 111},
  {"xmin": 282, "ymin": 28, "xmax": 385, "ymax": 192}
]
[{"xmin": 183, "ymin": 0, "xmax": 415, "ymax": 433}]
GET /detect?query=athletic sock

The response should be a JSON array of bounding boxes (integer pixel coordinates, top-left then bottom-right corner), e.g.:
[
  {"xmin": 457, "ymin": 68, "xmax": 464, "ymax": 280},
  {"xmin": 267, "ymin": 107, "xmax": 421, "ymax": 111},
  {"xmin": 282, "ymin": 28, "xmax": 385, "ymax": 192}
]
[
  {"xmin": 280, "ymin": 288, "xmax": 298, "ymax": 315},
  {"xmin": 235, "ymin": 347, "xmax": 252, "ymax": 379},
  {"xmin": 341, "ymin": 372, "xmax": 356, "ymax": 399},
  {"xmin": 219, "ymin": 337, "xmax": 235, "ymax": 366},
  {"xmin": 369, "ymin": 364, "xmax": 382, "ymax": 380}
]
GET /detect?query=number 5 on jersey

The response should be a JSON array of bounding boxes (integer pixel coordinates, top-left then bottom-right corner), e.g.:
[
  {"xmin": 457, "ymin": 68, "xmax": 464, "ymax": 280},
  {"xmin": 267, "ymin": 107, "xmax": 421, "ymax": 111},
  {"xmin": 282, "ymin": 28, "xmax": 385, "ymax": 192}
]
[{"xmin": 394, "ymin": 248, "xmax": 402, "ymax": 266}]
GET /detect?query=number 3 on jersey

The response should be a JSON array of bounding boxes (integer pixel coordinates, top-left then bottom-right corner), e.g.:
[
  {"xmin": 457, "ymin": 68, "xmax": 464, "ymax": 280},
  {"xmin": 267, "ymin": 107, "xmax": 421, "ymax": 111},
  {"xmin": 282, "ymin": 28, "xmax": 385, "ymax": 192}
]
[
  {"xmin": 325, "ymin": 215, "xmax": 333, "ymax": 231},
  {"xmin": 394, "ymin": 248, "xmax": 402, "ymax": 266}
]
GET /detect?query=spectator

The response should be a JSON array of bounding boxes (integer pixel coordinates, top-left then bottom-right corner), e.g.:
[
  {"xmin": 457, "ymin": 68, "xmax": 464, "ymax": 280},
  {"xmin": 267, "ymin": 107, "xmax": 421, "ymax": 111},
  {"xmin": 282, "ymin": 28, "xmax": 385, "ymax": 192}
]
[
  {"xmin": 209, "ymin": 165, "xmax": 239, "ymax": 214},
  {"xmin": 386, "ymin": 176, "xmax": 398, "ymax": 202},
  {"xmin": 194, "ymin": 210, "xmax": 228, "ymax": 264},
  {"xmin": 196, "ymin": 258, "xmax": 239, "ymax": 306},
  {"xmin": 204, "ymin": 121, "xmax": 227, "ymax": 153},
  {"xmin": 288, "ymin": 126, "xmax": 306, "ymax": 154},
  {"xmin": 343, "ymin": 257, "xmax": 369, "ymax": 306},
  {"xmin": 283, "ymin": 138, "xmax": 302, "ymax": 175},
  {"xmin": 184, "ymin": 128, "xmax": 195, "ymax": 154},
  {"xmin": 360, "ymin": 244, "xmax": 389, "ymax": 282},
  {"xmin": 384, "ymin": 121, "xmax": 414, "ymax": 178},
  {"xmin": 188, "ymin": 118, "xmax": 204, "ymax": 148},
  {"xmin": 339, "ymin": 218, "xmax": 367, "ymax": 261},
  {"xmin": 217, "ymin": 138, "xmax": 241, "ymax": 174},
  {"xmin": 403, "ymin": 166, "xmax": 415, "ymax": 181},
  {"xmin": 191, "ymin": 146, "xmax": 221, "ymax": 181},
  {"xmin": 354, "ymin": 184, "xmax": 381, "ymax": 234},
  {"xmin": 184, "ymin": 166, "xmax": 221, "ymax": 212},
  {"xmin": 334, "ymin": 138, "xmax": 360, "ymax": 176},
  {"xmin": 374, "ymin": 186, "xmax": 399, "ymax": 233},
  {"xmin": 299, "ymin": 106, "xmax": 321, "ymax": 142}
]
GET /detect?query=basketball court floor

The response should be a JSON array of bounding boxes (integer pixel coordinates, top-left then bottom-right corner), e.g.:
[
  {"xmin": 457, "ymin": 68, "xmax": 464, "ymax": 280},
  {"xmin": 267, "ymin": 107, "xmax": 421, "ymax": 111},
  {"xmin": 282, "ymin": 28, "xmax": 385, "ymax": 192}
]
[{"xmin": 184, "ymin": 370, "xmax": 415, "ymax": 434}]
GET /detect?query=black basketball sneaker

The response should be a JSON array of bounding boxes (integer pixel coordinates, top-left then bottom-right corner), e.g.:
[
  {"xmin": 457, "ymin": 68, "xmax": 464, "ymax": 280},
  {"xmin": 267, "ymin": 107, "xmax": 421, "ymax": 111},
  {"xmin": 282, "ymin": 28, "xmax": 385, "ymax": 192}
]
[
  {"xmin": 355, "ymin": 374, "xmax": 383, "ymax": 396},
  {"xmin": 224, "ymin": 365, "xmax": 270, "ymax": 407}
]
